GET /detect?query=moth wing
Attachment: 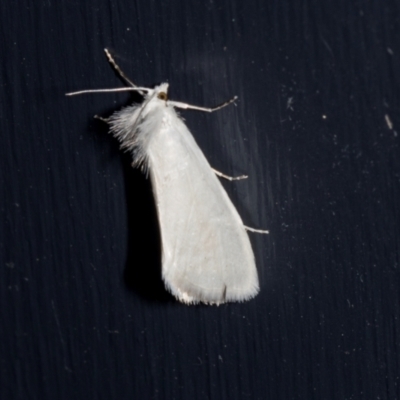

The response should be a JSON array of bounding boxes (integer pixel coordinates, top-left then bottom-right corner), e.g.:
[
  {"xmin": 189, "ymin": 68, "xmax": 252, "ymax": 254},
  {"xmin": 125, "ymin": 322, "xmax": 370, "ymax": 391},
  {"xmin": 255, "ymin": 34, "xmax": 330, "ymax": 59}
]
[{"xmin": 147, "ymin": 109, "xmax": 259, "ymax": 304}]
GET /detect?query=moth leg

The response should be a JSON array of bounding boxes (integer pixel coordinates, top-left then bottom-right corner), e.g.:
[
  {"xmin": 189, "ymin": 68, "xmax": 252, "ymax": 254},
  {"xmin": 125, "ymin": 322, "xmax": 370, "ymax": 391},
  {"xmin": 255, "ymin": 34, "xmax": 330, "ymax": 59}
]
[
  {"xmin": 212, "ymin": 168, "xmax": 248, "ymax": 181},
  {"xmin": 103, "ymin": 48, "xmax": 137, "ymax": 88},
  {"xmin": 244, "ymin": 225, "xmax": 269, "ymax": 234},
  {"xmin": 169, "ymin": 96, "xmax": 238, "ymax": 113},
  {"xmin": 94, "ymin": 115, "xmax": 110, "ymax": 123}
]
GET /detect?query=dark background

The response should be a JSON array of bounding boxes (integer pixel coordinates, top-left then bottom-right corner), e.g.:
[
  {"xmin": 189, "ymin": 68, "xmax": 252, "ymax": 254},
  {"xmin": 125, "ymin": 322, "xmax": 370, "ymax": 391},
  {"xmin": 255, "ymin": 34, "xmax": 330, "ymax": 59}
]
[{"xmin": 1, "ymin": 0, "xmax": 399, "ymax": 399}]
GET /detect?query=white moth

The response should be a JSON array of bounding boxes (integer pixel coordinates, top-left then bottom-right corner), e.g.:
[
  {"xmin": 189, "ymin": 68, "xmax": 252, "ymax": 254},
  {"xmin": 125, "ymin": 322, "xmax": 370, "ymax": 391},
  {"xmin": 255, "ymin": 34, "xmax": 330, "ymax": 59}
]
[{"xmin": 67, "ymin": 49, "xmax": 268, "ymax": 305}]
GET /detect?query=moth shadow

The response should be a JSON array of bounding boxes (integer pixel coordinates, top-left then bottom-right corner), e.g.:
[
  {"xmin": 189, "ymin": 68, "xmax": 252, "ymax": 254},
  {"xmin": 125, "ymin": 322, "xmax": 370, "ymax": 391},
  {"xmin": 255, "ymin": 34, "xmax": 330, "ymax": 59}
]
[
  {"xmin": 89, "ymin": 96, "xmax": 173, "ymax": 304},
  {"xmin": 121, "ymin": 155, "xmax": 174, "ymax": 303}
]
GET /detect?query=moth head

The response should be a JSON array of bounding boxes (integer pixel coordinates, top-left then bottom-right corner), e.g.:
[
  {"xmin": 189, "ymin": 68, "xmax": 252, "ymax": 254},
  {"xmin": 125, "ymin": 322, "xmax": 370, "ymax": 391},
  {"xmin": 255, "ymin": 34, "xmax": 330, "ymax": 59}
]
[{"xmin": 156, "ymin": 83, "xmax": 169, "ymax": 102}]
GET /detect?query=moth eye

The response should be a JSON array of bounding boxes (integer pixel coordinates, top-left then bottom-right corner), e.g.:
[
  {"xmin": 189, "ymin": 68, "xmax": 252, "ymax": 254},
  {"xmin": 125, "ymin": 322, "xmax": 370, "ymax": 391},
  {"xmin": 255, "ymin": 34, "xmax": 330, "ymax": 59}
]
[{"xmin": 158, "ymin": 92, "xmax": 168, "ymax": 101}]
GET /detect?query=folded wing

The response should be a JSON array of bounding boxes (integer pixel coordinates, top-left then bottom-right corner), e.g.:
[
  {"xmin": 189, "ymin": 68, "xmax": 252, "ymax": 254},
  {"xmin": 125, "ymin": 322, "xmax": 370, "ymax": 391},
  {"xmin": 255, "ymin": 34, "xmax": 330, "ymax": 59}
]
[{"xmin": 147, "ymin": 108, "xmax": 259, "ymax": 304}]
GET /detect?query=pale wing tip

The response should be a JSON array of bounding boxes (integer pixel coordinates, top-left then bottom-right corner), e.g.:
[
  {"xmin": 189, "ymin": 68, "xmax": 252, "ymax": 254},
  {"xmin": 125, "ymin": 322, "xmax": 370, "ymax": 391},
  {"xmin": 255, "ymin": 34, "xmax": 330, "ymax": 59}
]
[{"xmin": 163, "ymin": 277, "xmax": 260, "ymax": 306}]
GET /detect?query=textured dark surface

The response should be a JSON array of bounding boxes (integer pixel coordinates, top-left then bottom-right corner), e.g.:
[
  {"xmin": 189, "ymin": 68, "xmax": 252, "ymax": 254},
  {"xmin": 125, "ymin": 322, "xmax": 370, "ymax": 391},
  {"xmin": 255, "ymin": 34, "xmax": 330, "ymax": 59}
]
[{"xmin": 1, "ymin": 0, "xmax": 399, "ymax": 399}]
